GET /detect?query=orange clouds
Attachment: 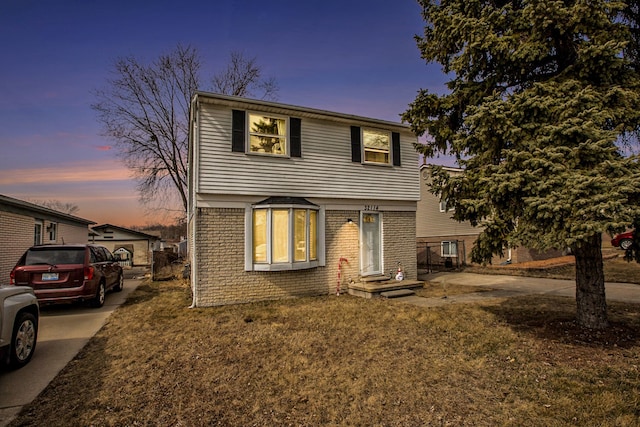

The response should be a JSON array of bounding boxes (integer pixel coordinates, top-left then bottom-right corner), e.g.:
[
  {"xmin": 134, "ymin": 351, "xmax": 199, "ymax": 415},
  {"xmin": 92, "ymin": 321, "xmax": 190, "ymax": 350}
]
[{"xmin": 0, "ymin": 159, "xmax": 131, "ymax": 185}]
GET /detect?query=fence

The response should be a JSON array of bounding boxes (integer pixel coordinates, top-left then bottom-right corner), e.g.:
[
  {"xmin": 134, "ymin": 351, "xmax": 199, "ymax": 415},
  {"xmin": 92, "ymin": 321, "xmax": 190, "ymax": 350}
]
[{"xmin": 417, "ymin": 240, "xmax": 466, "ymax": 272}]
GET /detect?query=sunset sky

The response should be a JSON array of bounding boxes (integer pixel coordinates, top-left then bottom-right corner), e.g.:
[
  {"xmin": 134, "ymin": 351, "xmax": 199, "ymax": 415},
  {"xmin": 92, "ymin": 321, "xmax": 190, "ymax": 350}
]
[{"xmin": 0, "ymin": 0, "xmax": 449, "ymax": 227}]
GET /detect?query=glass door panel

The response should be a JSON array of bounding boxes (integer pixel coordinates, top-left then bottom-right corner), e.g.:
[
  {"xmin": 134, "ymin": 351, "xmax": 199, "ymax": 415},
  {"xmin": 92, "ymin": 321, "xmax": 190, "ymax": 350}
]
[{"xmin": 361, "ymin": 212, "xmax": 381, "ymax": 276}]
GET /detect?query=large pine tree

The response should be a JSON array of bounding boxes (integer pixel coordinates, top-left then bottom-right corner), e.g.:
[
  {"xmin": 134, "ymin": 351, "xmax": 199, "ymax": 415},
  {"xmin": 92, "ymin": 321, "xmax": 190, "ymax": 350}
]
[{"xmin": 404, "ymin": 0, "xmax": 640, "ymax": 329}]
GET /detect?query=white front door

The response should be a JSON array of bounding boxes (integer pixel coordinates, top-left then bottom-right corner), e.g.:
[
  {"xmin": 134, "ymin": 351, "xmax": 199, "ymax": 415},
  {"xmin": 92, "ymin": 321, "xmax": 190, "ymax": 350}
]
[{"xmin": 360, "ymin": 212, "xmax": 382, "ymax": 276}]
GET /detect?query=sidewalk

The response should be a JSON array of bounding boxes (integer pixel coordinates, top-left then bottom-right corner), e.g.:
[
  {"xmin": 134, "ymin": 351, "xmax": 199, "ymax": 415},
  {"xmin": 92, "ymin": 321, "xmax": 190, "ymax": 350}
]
[{"xmin": 396, "ymin": 272, "xmax": 640, "ymax": 307}]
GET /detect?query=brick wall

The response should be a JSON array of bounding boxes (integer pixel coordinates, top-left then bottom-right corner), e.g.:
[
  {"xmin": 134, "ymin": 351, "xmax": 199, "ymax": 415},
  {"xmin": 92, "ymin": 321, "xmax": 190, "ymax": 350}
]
[
  {"xmin": 0, "ymin": 212, "xmax": 34, "ymax": 283},
  {"xmin": 383, "ymin": 211, "xmax": 417, "ymax": 280},
  {"xmin": 193, "ymin": 207, "xmax": 418, "ymax": 306}
]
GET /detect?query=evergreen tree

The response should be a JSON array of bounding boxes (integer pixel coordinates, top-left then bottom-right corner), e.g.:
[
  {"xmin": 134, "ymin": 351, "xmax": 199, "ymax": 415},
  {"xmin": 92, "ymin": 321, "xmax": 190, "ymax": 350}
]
[{"xmin": 403, "ymin": 0, "xmax": 640, "ymax": 329}]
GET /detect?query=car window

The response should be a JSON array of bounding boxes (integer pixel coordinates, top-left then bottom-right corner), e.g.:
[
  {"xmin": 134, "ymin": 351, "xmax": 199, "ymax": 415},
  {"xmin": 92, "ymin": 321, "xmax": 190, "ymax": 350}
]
[
  {"xmin": 25, "ymin": 248, "xmax": 85, "ymax": 265},
  {"xmin": 90, "ymin": 246, "xmax": 105, "ymax": 263},
  {"xmin": 102, "ymin": 247, "xmax": 114, "ymax": 261}
]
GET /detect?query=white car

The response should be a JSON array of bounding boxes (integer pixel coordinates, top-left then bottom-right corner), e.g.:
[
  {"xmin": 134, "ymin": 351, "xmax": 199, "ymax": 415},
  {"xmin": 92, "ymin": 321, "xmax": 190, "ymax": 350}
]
[{"xmin": 0, "ymin": 285, "xmax": 39, "ymax": 369}]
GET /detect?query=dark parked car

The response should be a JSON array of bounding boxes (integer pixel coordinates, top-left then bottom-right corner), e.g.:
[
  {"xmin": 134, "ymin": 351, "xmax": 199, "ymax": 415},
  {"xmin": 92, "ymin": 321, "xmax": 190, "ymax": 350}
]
[
  {"xmin": 10, "ymin": 244, "xmax": 123, "ymax": 308},
  {"xmin": 611, "ymin": 231, "xmax": 635, "ymax": 251}
]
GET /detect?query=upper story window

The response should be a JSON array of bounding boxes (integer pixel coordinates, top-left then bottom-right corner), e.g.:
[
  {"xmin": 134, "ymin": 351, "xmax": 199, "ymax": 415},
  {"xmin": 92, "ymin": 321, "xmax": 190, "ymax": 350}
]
[
  {"xmin": 245, "ymin": 197, "xmax": 325, "ymax": 271},
  {"xmin": 351, "ymin": 126, "xmax": 401, "ymax": 166},
  {"xmin": 248, "ymin": 113, "xmax": 287, "ymax": 155},
  {"xmin": 362, "ymin": 128, "xmax": 390, "ymax": 164},
  {"xmin": 232, "ymin": 110, "xmax": 302, "ymax": 158}
]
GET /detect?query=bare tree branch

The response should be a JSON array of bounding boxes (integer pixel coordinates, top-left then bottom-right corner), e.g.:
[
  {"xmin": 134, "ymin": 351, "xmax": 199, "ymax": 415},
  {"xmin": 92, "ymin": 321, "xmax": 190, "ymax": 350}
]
[
  {"xmin": 92, "ymin": 46, "xmax": 278, "ymax": 217},
  {"xmin": 212, "ymin": 51, "xmax": 279, "ymax": 100}
]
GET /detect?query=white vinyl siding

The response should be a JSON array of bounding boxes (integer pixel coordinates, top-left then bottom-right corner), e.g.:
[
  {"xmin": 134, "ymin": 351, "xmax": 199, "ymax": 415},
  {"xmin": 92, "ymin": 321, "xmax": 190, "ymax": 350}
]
[
  {"xmin": 195, "ymin": 104, "xmax": 419, "ymax": 201},
  {"xmin": 416, "ymin": 167, "xmax": 479, "ymax": 238}
]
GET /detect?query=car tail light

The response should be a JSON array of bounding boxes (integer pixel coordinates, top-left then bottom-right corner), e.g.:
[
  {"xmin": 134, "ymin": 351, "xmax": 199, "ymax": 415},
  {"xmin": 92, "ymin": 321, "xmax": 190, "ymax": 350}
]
[
  {"xmin": 9, "ymin": 269, "xmax": 15, "ymax": 285},
  {"xmin": 84, "ymin": 266, "xmax": 95, "ymax": 281}
]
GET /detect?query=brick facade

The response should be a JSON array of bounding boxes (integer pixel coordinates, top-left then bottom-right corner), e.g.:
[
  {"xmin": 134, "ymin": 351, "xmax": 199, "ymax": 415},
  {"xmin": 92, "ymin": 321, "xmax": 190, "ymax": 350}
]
[
  {"xmin": 381, "ymin": 211, "xmax": 418, "ymax": 280},
  {"xmin": 193, "ymin": 208, "xmax": 417, "ymax": 306}
]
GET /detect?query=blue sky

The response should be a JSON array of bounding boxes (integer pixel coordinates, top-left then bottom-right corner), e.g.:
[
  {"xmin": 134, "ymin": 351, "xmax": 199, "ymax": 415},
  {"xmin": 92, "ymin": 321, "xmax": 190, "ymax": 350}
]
[{"xmin": 0, "ymin": 0, "xmax": 448, "ymax": 226}]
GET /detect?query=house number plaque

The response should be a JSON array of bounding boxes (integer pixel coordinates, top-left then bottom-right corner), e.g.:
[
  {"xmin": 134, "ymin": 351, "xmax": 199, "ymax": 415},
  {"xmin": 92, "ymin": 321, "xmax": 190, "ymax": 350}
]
[{"xmin": 363, "ymin": 205, "xmax": 379, "ymax": 211}]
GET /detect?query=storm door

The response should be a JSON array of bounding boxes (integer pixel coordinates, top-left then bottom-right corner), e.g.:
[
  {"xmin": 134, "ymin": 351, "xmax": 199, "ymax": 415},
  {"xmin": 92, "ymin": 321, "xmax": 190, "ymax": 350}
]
[{"xmin": 360, "ymin": 212, "xmax": 382, "ymax": 276}]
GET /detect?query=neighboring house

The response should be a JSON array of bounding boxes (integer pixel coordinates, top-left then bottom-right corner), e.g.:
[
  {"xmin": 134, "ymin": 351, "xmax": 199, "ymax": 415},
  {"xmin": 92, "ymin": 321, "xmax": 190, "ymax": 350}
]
[
  {"xmin": 188, "ymin": 92, "xmax": 420, "ymax": 306},
  {"xmin": 0, "ymin": 194, "xmax": 95, "ymax": 283},
  {"xmin": 416, "ymin": 165, "xmax": 479, "ymax": 268},
  {"xmin": 416, "ymin": 164, "xmax": 563, "ymax": 268},
  {"xmin": 90, "ymin": 224, "xmax": 161, "ymax": 267}
]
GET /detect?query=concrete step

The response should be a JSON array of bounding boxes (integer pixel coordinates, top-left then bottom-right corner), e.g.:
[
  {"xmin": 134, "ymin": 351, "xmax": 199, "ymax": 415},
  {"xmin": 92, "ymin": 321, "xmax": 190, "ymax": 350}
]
[{"xmin": 380, "ymin": 289, "xmax": 416, "ymax": 298}]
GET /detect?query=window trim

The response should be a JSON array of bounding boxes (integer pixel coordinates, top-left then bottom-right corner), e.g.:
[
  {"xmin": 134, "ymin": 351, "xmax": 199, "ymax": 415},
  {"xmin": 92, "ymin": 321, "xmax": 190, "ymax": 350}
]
[
  {"xmin": 351, "ymin": 126, "xmax": 401, "ymax": 166},
  {"xmin": 232, "ymin": 110, "xmax": 302, "ymax": 158},
  {"xmin": 245, "ymin": 202, "xmax": 325, "ymax": 271},
  {"xmin": 362, "ymin": 127, "xmax": 391, "ymax": 165},
  {"xmin": 247, "ymin": 111, "xmax": 289, "ymax": 157},
  {"xmin": 441, "ymin": 241, "xmax": 458, "ymax": 258},
  {"xmin": 48, "ymin": 222, "xmax": 57, "ymax": 242},
  {"xmin": 439, "ymin": 199, "xmax": 454, "ymax": 213},
  {"xmin": 34, "ymin": 220, "xmax": 43, "ymax": 246}
]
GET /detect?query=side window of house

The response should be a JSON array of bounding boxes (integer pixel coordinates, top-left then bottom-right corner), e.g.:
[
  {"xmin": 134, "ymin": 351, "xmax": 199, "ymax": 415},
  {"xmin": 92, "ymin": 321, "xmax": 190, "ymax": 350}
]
[
  {"xmin": 246, "ymin": 198, "xmax": 323, "ymax": 271},
  {"xmin": 232, "ymin": 110, "xmax": 302, "ymax": 158},
  {"xmin": 48, "ymin": 222, "xmax": 57, "ymax": 241},
  {"xmin": 441, "ymin": 241, "xmax": 457, "ymax": 258},
  {"xmin": 351, "ymin": 126, "xmax": 401, "ymax": 166},
  {"xmin": 34, "ymin": 221, "xmax": 43, "ymax": 246},
  {"xmin": 439, "ymin": 199, "xmax": 454, "ymax": 212}
]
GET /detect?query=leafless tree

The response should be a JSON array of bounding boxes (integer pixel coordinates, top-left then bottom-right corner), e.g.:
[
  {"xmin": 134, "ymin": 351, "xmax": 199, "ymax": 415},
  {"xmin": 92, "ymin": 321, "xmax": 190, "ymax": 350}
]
[
  {"xmin": 30, "ymin": 200, "xmax": 80, "ymax": 215},
  {"xmin": 212, "ymin": 51, "xmax": 279, "ymax": 100},
  {"xmin": 92, "ymin": 45, "xmax": 278, "ymax": 216}
]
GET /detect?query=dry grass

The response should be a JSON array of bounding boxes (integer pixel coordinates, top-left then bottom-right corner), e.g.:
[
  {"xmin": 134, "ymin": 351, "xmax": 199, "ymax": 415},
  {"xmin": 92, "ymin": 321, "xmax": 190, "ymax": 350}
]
[{"xmin": 11, "ymin": 276, "xmax": 640, "ymax": 427}]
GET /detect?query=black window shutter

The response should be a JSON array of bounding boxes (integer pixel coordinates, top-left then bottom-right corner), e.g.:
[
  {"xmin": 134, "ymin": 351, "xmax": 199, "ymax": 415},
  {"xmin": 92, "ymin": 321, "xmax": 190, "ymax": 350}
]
[
  {"xmin": 351, "ymin": 126, "xmax": 361, "ymax": 163},
  {"xmin": 392, "ymin": 132, "xmax": 401, "ymax": 166},
  {"xmin": 290, "ymin": 117, "xmax": 301, "ymax": 157},
  {"xmin": 231, "ymin": 110, "xmax": 245, "ymax": 152}
]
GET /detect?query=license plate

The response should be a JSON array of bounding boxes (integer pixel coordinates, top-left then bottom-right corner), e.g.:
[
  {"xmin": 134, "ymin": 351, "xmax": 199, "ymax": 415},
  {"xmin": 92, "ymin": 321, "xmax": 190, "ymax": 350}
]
[{"xmin": 42, "ymin": 272, "xmax": 59, "ymax": 281}]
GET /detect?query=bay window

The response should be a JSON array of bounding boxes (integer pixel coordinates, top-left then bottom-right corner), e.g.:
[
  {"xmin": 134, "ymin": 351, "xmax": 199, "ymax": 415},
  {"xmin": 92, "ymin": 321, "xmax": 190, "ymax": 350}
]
[{"xmin": 246, "ymin": 197, "xmax": 324, "ymax": 271}]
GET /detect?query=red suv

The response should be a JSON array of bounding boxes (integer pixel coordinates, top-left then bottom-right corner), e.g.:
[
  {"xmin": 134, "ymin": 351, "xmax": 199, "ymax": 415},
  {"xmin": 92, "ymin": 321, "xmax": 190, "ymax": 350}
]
[
  {"xmin": 10, "ymin": 244, "xmax": 123, "ymax": 308},
  {"xmin": 611, "ymin": 231, "xmax": 635, "ymax": 251}
]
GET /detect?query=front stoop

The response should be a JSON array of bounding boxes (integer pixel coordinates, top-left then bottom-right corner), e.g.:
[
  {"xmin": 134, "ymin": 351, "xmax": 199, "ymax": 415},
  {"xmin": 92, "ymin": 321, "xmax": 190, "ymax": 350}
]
[{"xmin": 348, "ymin": 279, "xmax": 424, "ymax": 299}]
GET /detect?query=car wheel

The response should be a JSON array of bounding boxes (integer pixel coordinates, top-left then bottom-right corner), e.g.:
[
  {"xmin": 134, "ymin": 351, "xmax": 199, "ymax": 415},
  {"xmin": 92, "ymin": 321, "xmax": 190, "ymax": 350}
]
[
  {"xmin": 114, "ymin": 274, "xmax": 124, "ymax": 292},
  {"xmin": 620, "ymin": 239, "xmax": 633, "ymax": 250},
  {"xmin": 10, "ymin": 312, "xmax": 37, "ymax": 369},
  {"xmin": 91, "ymin": 281, "xmax": 106, "ymax": 308}
]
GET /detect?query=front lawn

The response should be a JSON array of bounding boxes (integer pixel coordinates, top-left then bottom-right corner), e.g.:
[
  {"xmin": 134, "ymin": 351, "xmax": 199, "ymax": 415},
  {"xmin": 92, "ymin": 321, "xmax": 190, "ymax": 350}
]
[{"xmin": 12, "ymin": 279, "xmax": 640, "ymax": 426}]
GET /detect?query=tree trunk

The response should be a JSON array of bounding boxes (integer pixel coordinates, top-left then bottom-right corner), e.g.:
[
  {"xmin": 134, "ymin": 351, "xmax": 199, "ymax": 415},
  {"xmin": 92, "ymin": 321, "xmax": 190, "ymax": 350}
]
[{"xmin": 573, "ymin": 234, "xmax": 608, "ymax": 329}]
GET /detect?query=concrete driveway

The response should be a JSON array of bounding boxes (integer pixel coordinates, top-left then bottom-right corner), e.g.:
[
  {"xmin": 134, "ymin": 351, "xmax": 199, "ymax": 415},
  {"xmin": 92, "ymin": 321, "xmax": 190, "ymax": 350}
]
[
  {"xmin": 0, "ymin": 274, "xmax": 144, "ymax": 426},
  {"xmin": 404, "ymin": 272, "xmax": 640, "ymax": 307}
]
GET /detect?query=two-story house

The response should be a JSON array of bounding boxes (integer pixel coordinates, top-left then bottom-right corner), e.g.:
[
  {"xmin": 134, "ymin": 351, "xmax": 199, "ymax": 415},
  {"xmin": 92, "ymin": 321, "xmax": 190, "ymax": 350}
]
[{"xmin": 187, "ymin": 93, "xmax": 420, "ymax": 306}]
